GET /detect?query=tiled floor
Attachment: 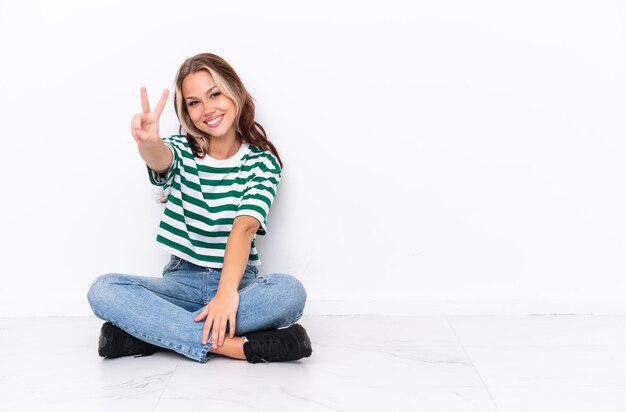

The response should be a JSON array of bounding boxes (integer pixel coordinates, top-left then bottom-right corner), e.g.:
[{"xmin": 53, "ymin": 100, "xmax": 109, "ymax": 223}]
[{"xmin": 1, "ymin": 315, "xmax": 626, "ymax": 411}]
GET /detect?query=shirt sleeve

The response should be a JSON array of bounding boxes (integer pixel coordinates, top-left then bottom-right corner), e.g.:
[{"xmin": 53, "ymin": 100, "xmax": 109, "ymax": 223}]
[
  {"xmin": 235, "ymin": 155, "xmax": 282, "ymax": 236},
  {"xmin": 146, "ymin": 138, "xmax": 180, "ymax": 190}
]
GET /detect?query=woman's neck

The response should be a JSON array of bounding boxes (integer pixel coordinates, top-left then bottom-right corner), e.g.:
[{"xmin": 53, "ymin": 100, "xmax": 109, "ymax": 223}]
[{"xmin": 205, "ymin": 135, "xmax": 242, "ymax": 160}]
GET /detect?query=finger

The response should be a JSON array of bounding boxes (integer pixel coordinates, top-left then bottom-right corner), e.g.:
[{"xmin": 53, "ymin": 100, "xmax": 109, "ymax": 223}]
[
  {"xmin": 140, "ymin": 86, "xmax": 151, "ymax": 113},
  {"xmin": 218, "ymin": 316, "xmax": 228, "ymax": 346},
  {"xmin": 130, "ymin": 114, "xmax": 143, "ymax": 143},
  {"xmin": 212, "ymin": 318, "xmax": 222, "ymax": 348},
  {"xmin": 153, "ymin": 89, "xmax": 169, "ymax": 118},
  {"xmin": 228, "ymin": 317, "xmax": 236, "ymax": 338},
  {"xmin": 202, "ymin": 315, "xmax": 213, "ymax": 345},
  {"xmin": 211, "ymin": 319, "xmax": 219, "ymax": 347},
  {"xmin": 194, "ymin": 306, "xmax": 208, "ymax": 322},
  {"xmin": 130, "ymin": 123, "xmax": 139, "ymax": 144}
]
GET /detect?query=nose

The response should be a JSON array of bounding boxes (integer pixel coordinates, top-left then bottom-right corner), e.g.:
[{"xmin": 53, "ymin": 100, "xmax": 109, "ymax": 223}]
[{"xmin": 202, "ymin": 100, "xmax": 216, "ymax": 115}]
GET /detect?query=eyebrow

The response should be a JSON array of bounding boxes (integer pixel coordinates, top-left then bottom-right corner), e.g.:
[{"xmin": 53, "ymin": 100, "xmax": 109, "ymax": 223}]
[{"xmin": 185, "ymin": 85, "xmax": 217, "ymax": 100}]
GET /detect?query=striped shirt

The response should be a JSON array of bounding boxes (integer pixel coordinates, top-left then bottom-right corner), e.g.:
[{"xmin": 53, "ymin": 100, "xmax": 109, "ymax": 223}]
[{"xmin": 146, "ymin": 135, "xmax": 281, "ymax": 268}]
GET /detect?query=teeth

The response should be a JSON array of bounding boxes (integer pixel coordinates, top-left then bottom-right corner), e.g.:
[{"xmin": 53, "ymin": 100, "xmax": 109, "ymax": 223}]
[{"xmin": 207, "ymin": 115, "xmax": 222, "ymax": 125}]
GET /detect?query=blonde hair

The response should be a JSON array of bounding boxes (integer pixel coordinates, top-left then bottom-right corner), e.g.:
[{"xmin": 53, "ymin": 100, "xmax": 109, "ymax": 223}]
[
  {"xmin": 173, "ymin": 53, "xmax": 283, "ymax": 165},
  {"xmin": 156, "ymin": 53, "xmax": 283, "ymax": 204}
]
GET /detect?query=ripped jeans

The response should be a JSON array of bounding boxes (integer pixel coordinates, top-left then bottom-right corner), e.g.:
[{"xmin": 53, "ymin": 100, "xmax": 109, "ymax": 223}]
[{"xmin": 86, "ymin": 255, "xmax": 307, "ymax": 363}]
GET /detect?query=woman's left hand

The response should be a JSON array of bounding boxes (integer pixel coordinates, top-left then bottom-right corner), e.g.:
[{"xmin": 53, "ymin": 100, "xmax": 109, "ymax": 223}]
[{"xmin": 194, "ymin": 288, "xmax": 240, "ymax": 347}]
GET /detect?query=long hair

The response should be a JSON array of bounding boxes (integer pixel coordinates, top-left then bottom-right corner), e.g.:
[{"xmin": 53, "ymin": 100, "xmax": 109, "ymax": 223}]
[{"xmin": 173, "ymin": 53, "xmax": 283, "ymax": 168}]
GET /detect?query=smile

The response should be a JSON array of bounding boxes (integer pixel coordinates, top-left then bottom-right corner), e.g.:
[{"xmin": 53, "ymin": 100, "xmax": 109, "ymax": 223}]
[{"xmin": 205, "ymin": 115, "xmax": 224, "ymax": 128}]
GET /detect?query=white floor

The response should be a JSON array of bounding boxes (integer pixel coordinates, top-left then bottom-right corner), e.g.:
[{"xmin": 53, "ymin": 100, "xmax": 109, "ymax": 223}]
[{"xmin": 1, "ymin": 315, "xmax": 626, "ymax": 411}]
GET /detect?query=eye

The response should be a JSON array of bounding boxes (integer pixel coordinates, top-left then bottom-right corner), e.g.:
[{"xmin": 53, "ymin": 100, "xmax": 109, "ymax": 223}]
[
  {"xmin": 187, "ymin": 101, "xmax": 199, "ymax": 107},
  {"xmin": 210, "ymin": 92, "xmax": 221, "ymax": 98}
]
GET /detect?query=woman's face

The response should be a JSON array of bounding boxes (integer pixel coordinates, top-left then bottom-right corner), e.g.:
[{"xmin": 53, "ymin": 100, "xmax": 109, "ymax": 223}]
[{"xmin": 182, "ymin": 70, "xmax": 237, "ymax": 140}]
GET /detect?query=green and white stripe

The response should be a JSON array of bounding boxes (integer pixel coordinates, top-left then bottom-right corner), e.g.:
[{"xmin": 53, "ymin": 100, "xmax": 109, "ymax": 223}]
[{"xmin": 147, "ymin": 135, "xmax": 281, "ymax": 268}]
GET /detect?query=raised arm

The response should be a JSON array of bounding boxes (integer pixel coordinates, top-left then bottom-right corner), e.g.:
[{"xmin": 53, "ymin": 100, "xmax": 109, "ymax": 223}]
[{"xmin": 130, "ymin": 87, "xmax": 172, "ymax": 173}]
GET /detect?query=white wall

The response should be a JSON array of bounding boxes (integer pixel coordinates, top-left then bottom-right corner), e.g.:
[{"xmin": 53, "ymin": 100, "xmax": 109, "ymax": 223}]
[{"xmin": 0, "ymin": 0, "xmax": 624, "ymax": 316}]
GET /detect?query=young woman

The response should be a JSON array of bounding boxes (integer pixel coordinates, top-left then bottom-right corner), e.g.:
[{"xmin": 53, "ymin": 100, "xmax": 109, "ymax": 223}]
[{"xmin": 87, "ymin": 53, "xmax": 312, "ymax": 364}]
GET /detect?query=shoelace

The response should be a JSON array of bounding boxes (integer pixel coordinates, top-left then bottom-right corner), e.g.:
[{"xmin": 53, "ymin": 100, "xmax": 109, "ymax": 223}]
[{"xmin": 253, "ymin": 338, "xmax": 283, "ymax": 362}]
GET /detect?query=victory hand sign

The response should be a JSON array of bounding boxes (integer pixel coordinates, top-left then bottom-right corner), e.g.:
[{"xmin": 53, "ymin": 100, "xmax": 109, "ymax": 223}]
[
  {"xmin": 130, "ymin": 87, "xmax": 172, "ymax": 173},
  {"xmin": 131, "ymin": 87, "xmax": 169, "ymax": 145}
]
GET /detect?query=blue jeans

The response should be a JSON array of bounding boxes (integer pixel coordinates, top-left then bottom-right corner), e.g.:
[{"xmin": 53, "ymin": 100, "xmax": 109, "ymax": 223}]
[{"xmin": 86, "ymin": 255, "xmax": 307, "ymax": 363}]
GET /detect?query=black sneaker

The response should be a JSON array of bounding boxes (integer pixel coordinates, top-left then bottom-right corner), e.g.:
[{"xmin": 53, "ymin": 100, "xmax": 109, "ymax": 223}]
[
  {"xmin": 98, "ymin": 322, "xmax": 161, "ymax": 358},
  {"xmin": 243, "ymin": 323, "xmax": 313, "ymax": 363}
]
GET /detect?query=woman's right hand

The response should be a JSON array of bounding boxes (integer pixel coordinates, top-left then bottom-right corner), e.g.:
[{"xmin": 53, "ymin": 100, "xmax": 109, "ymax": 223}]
[{"xmin": 130, "ymin": 87, "xmax": 169, "ymax": 146}]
